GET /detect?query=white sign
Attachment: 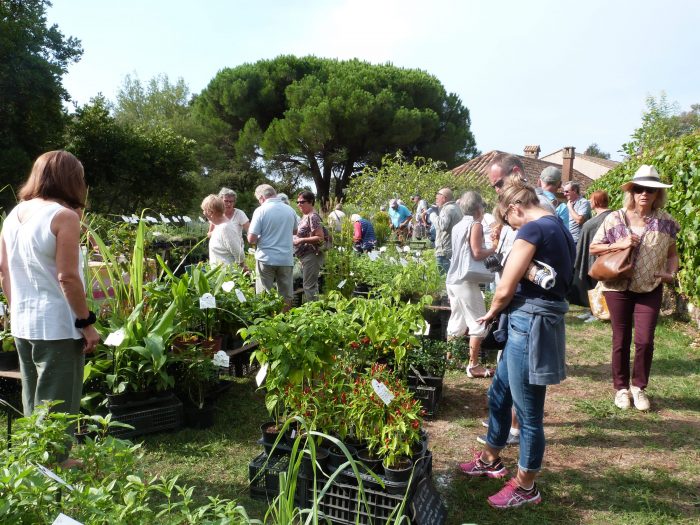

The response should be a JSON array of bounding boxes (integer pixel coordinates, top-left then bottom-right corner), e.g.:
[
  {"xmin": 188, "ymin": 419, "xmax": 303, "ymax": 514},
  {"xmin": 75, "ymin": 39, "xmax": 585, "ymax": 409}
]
[
  {"xmin": 199, "ymin": 293, "xmax": 216, "ymax": 309},
  {"xmin": 235, "ymin": 289, "xmax": 247, "ymax": 303},
  {"xmin": 337, "ymin": 279, "xmax": 347, "ymax": 289},
  {"xmin": 104, "ymin": 328, "xmax": 126, "ymax": 347},
  {"xmin": 35, "ymin": 463, "xmax": 74, "ymax": 491},
  {"xmin": 159, "ymin": 214, "xmax": 171, "ymax": 224},
  {"xmin": 212, "ymin": 351, "xmax": 230, "ymax": 368},
  {"xmin": 371, "ymin": 379, "xmax": 395, "ymax": 406},
  {"xmin": 52, "ymin": 514, "xmax": 83, "ymax": 525},
  {"xmin": 221, "ymin": 281, "xmax": 235, "ymax": 293},
  {"xmin": 256, "ymin": 363, "xmax": 269, "ymax": 387}
]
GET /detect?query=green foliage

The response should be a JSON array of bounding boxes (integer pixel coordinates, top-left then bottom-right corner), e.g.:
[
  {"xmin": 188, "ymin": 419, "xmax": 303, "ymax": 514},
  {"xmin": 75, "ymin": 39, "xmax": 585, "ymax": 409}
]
[
  {"xmin": 0, "ymin": 404, "xmax": 254, "ymax": 524},
  {"xmin": 589, "ymin": 132, "xmax": 700, "ymax": 305},
  {"xmin": 0, "ymin": 0, "xmax": 82, "ymax": 212},
  {"xmin": 194, "ymin": 55, "xmax": 478, "ymax": 204},
  {"xmin": 584, "ymin": 143, "xmax": 611, "ymax": 160},
  {"xmin": 622, "ymin": 93, "xmax": 700, "ymax": 156},
  {"xmin": 345, "ymin": 151, "xmax": 492, "ymax": 213},
  {"xmin": 65, "ymin": 97, "xmax": 199, "ymax": 214}
]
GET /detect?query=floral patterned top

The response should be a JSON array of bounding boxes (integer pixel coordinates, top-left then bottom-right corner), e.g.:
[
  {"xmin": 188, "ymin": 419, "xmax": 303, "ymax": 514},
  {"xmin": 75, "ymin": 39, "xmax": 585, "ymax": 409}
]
[
  {"xmin": 294, "ymin": 211, "xmax": 323, "ymax": 257},
  {"xmin": 591, "ymin": 209, "xmax": 679, "ymax": 293}
]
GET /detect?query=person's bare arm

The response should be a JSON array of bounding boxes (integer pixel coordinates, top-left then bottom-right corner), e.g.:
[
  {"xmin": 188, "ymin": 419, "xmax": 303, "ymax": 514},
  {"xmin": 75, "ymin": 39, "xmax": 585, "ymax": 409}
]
[
  {"xmin": 0, "ymin": 231, "xmax": 11, "ymax": 306},
  {"xmin": 470, "ymin": 222, "xmax": 495, "ymax": 261},
  {"xmin": 477, "ymin": 239, "xmax": 536, "ymax": 324},
  {"xmin": 53, "ymin": 208, "xmax": 100, "ymax": 352}
]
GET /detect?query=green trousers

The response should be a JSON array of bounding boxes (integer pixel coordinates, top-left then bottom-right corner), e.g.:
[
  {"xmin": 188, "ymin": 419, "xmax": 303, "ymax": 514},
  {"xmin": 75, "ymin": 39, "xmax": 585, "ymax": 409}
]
[{"xmin": 15, "ymin": 337, "xmax": 85, "ymax": 418}]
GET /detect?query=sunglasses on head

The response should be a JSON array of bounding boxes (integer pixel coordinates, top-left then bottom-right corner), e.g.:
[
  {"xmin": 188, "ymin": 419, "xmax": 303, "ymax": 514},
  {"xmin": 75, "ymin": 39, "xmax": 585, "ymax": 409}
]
[{"xmin": 632, "ymin": 185, "xmax": 658, "ymax": 194}]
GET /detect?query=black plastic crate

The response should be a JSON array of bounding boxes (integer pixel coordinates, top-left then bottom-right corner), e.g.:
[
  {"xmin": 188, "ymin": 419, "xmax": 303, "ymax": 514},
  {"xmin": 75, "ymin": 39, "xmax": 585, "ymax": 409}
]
[
  {"xmin": 109, "ymin": 394, "xmax": 183, "ymax": 439},
  {"xmin": 409, "ymin": 384, "xmax": 439, "ymax": 417},
  {"xmin": 249, "ymin": 451, "xmax": 310, "ymax": 504}
]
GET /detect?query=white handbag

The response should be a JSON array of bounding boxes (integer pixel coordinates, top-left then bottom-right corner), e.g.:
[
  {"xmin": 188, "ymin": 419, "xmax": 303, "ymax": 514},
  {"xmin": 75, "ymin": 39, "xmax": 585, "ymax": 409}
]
[{"xmin": 456, "ymin": 223, "xmax": 495, "ymax": 284}]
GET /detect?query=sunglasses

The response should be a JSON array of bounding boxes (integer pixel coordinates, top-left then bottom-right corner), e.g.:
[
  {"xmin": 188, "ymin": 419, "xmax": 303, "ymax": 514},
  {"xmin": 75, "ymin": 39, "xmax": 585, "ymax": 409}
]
[
  {"xmin": 632, "ymin": 185, "xmax": 658, "ymax": 194},
  {"xmin": 296, "ymin": 200, "xmax": 308, "ymax": 204},
  {"xmin": 491, "ymin": 179, "xmax": 505, "ymax": 190}
]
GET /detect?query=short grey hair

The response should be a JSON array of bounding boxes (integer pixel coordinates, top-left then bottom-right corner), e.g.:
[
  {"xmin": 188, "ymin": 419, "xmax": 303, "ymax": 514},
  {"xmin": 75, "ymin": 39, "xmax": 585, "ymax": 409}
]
[
  {"xmin": 254, "ymin": 184, "xmax": 276, "ymax": 200},
  {"xmin": 439, "ymin": 187, "xmax": 454, "ymax": 201},
  {"xmin": 458, "ymin": 191, "xmax": 485, "ymax": 216},
  {"xmin": 564, "ymin": 181, "xmax": 581, "ymax": 194},
  {"xmin": 218, "ymin": 187, "xmax": 237, "ymax": 199},
  {"xmin": 277, "ymin": 193, "xmax": 290, "ymax": 205}
]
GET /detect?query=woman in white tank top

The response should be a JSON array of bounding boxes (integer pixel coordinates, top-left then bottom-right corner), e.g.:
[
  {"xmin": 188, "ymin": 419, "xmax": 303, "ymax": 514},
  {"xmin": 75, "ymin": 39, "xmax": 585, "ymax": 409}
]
[{"xmin": 0, "ymin": 151, "xmax": 100, "ymax": 467}]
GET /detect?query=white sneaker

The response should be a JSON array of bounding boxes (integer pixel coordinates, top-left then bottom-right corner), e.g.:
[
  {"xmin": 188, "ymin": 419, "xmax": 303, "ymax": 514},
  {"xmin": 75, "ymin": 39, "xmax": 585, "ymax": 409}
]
[
  {"xmin": 614, "ymin": 389, "xmax": 631, "ymax": 410},
  {"xmin": 576, "ymin": 312, "xmax": 592, "ymax": 319},
  {"xmin": 630, "ymin": 386, "xmax": 650, "ymax": 411}
]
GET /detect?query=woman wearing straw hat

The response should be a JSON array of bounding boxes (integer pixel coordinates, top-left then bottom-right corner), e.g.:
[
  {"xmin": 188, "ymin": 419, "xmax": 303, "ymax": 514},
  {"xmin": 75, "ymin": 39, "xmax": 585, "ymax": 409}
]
[{"xmin": 589, "ymin": 165, "xmax": 679, "ymax": 411}]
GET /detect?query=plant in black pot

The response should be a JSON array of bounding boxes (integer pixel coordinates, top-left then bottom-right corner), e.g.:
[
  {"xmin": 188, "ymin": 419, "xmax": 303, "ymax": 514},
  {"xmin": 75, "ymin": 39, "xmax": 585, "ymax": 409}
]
[
  {"xmin": 0, "ymin": 330, "xmax": 19, "ymax": 371},
  {"xmin": 175, "ymin": 347, "xmax": 219, "ymax": 429}
]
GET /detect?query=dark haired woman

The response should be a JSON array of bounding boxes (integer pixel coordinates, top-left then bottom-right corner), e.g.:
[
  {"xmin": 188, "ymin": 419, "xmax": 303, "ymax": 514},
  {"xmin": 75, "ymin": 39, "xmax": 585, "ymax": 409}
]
[
  {"xmin": 293, "ymin": 191, "xmax": 325, "ymax": 302},
  {"xmin": 458, "ymin": 180, "xmax": 575, "ymax": 509},
  {"xmin": 0, "ymin": 151, "xmax": 100, "ymax": 467}
]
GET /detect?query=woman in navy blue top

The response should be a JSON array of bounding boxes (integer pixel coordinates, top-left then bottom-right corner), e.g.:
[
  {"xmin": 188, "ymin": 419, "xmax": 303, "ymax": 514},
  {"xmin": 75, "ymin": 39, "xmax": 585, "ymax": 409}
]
[{"xmin": 458, "ymin": 180, "xmax": 575, "ymax": 509}]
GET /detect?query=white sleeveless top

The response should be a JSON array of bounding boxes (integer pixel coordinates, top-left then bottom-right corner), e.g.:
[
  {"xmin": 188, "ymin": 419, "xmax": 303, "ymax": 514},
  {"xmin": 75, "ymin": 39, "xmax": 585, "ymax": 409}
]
[{"xmin": 2, "ymin": 201, "xmax": 84, "ymax": 340}]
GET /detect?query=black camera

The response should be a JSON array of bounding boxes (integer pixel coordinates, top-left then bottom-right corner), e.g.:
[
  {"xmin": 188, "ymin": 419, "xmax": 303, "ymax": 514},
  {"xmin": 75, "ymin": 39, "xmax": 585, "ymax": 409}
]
[{"xmin": 484, "ymin": 252, "xmax": 504, "ymax": 273}]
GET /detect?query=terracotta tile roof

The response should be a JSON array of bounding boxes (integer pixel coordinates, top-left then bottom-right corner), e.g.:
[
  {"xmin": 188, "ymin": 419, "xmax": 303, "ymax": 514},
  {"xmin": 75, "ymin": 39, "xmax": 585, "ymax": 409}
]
[{"xmin": 451, "ymin": 150, "xmax": 593, "ymax": 190}]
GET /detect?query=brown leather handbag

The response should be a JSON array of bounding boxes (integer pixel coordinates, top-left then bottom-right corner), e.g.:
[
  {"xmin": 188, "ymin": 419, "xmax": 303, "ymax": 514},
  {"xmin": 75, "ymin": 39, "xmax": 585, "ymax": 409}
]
[{"xmin": 588, "ymin": 246, "xmax": 634, "ymax": 281}]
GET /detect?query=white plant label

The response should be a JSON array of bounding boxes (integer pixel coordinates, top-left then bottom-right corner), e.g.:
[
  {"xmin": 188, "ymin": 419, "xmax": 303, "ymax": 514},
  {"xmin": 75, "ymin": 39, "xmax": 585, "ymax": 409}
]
[
  {"xmin": 371, "ymin": 379, "xmax": 395, "ymax": 406},
  {"xmin": 146, "ymin": 216, "xmax": 158, "ymax": 223},
  {"xmin": 235, "ymin": 289, "xmax": 247, "ymax": 303},
  {"xmin": 379, "ymin": 246, "xmax": 387, "ymax": 252},
  {"xmin": 256, "ymin": 363, "xmax": 269, "ymax": 387},
  {"xmin": 0, "ymin": 303, "xmax": 5, "ymax": 315},
  {"xmin": 389, "ymin": 257, "xmax": 397, "ymax": 264},
  {"xmin": 52, "ymin": 514, "xmax": 83, "ymax": 525},
  {"xmin": 104, "ymin": 328, "xmax": 126, "ymax": 347},
  {"xmin": 198, "ymin": 217, "xmax": 206, "ymax": 222},
  {"xmin": 337, "ymin": 279, "xmax": 347, "ymax": 289},
  {"xmin": 368, "ymin": 251, "xmax": 380, "ymax": 261},
  {"xmin": 35, "ymin": 463, "xmax": 74, "ymax": 491},
  {"xmin": 212, "ymin": 351, "xmax": 230, "ymax": 367},
  {"xmin": 399, "ymin": 258, "xmax": 408, "ymax": 267},
  {"xmin": 171, "ymin": 216, "xmax": 180, "ymax": 223},
  {"xmin": 221, "ymin": 281, "xmax": 235, "ymax": 293},
  {"xmin": 182, "ymin": 216, "xmax": 192, "ymax": 223},
  {"xmin": 403, "ymin": 245, "xmax": 410, "ymax": 253},
  {"xmin": 291, "ymin": 429, "xmax": 297, "ymax": 438},
  {"xmin": 199, "ymin": 293, "xmax": 216, "ymax": 309},
  {"xmin": 159, "ymin": 214, "xmax": 171, "ymax": 223},
  {"xmin": 121, "ymin": 215, "xmax": 131, "ymax": 223}
]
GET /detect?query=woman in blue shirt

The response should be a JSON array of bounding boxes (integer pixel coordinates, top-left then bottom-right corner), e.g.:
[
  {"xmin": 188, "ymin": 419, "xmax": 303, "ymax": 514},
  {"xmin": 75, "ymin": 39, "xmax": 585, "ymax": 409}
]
[{"xmin": 458, "ymin": 180, "xmax": 575, "ymax": 509}]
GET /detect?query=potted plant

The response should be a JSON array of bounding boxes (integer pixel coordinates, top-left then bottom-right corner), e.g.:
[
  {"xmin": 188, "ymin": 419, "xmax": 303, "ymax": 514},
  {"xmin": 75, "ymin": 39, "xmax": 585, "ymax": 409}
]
[
  {"xmin": 0, "ymin": 330, "xmax": 18, "ymax": 371},
  {"xmin": 174, "ymin": 347, "xmax": 219, "ymax": 428}
]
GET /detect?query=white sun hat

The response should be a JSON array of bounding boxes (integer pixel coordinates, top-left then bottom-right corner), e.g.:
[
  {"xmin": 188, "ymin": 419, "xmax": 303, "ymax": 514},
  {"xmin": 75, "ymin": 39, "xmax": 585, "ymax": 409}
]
[{"xmin": 620, "ymin": 165, "xmax": 672, "ymax": 191}]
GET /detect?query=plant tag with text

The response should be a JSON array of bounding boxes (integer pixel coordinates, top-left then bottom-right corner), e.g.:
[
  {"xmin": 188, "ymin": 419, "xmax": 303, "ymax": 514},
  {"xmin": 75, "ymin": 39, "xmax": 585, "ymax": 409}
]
[
  {"xmin": 256, "ymin": 363, "xmax": 269, "ymax": 387},
  {"xmin": 213, "ymin": 350, "xmax": 230, "ymax": 367},
  {"xmin": 52, "ymin": 514, "xmax": 83, "ymax": 525},
  {"xmin": 221, "ymin": 281, "xmax": 235, "ymax": 293},
  {"xmin": 35, "ymin": 463, "xmax": 74, "ymax": 491},
  {"xmin": 104, "ymin": 328, "xmax": 126, "ymax": 347},
  {"xmin": 199, "ymin": 293, "xmax": 216, "ymax": 309},
  {"xmin": 235, "ymin": 289, "xmax": 247, "ymax": 303},
  {"xmin": 337, "ymin": 279, "xmax": 347, "ymax": 289},
  {"xmin": 371, "ymin": 379, "xmax": 395, "ymax": 406}
]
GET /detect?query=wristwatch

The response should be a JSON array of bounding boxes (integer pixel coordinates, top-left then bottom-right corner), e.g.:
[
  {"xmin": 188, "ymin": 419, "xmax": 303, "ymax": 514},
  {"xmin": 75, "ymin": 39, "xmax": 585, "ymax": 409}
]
[{"xmin": 75, "ymin": 311, "xmax": 97, "ymax": 329}]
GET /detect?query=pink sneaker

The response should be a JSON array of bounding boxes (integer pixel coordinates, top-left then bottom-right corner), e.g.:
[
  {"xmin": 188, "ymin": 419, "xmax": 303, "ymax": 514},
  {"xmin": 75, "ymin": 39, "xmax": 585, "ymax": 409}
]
[
  {"xmin": 458, "ymin": 453, "xmax": 508, "ymax": 478},
  {"xmin": 488, "ymin": 478, "xmax": 541, "ymax": 509}
]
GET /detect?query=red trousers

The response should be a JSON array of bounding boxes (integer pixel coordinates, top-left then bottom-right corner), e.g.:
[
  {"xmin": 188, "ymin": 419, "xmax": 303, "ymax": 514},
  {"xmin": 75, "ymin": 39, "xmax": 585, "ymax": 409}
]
[{"xmin": 604, "ymin": 286, "xmax": 663, "ymax": 391}]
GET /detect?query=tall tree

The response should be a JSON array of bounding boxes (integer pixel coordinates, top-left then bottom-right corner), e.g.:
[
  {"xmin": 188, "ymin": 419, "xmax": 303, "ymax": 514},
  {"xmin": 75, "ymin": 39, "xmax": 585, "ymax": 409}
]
[
  {"xmin": 583, "ymin": 143, "xmax": 611, "ymax": 160},
  {"xmin": 0, "ymin": 0, "xmax": 82, "ymax": 211},
  {"xmin": 622, "ymin": 93, "xmax": 700, "ymax": 157},
  {"xmin": 194, "ymin": 56, "xmax": 478, "ymax": 206},
  {"xmin": 65, "ymin": 97, "xmax": 198, "ymax": 214}
]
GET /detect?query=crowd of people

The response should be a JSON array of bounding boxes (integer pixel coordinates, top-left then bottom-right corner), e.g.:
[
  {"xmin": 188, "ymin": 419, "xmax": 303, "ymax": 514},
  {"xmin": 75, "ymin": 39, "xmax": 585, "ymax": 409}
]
[{"xmin": 0, "ymin": 150, "xmax": 680, "ymax": 508}]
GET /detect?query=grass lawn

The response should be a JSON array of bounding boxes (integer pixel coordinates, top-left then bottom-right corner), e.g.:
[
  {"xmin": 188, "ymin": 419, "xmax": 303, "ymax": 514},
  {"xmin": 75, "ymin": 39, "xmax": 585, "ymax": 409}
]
[{"xmin": 2, "ymin": 307, "xmax": 698, "ymax": 524}]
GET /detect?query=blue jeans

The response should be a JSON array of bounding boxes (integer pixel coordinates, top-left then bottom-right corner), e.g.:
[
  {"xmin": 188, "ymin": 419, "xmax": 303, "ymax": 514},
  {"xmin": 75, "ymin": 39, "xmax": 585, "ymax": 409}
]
[
  {"xmin": 485, "ymin": 307, "xmax": 547, "ymax": 472},
  {"xmin": 436, "ymin": 255, "xmax": 451, "ymax": 275}
]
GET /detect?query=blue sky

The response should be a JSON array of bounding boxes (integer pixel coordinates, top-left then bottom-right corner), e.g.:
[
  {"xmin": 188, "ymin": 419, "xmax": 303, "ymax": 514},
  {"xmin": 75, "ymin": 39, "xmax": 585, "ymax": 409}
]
[{"xmin": 48, "ymin": 0, "xmax": 699, "ymax": 163}]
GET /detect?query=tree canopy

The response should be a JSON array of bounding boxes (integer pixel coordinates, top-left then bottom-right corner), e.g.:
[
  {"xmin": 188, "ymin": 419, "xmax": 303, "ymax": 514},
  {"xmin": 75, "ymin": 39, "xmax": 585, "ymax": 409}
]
[
  {"xmin": 0, "ymin": 0, "xmax": 82, "ymax": 211},
  {"xmin": 65, "ymin": 97, "xmax": 198, "ymax": 214},
  {"xmin": 583, "ymin": 143, "xmax": 611, "ymax": 160},
  {"xmin": 194, "ymin": 56, "xmax": 478, "ymax": 206}
]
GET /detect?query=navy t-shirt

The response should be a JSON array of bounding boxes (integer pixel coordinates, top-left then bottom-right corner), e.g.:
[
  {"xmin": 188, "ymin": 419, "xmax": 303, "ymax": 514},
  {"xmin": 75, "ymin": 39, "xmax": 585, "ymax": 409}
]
[{"xmin": 514, "ymin": 215, "xmax": 576, "ymax": 300}]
